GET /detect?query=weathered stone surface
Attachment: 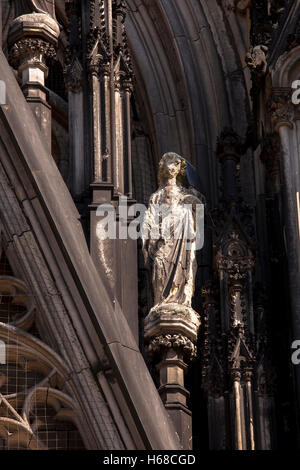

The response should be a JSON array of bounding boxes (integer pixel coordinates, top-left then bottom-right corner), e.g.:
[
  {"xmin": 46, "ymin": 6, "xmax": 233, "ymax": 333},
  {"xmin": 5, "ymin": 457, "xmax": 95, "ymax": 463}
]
[
  {"xmin": 0, "ymin": 0, "xmax": 299, "ymax": 452},
  {"xmin": 0, "ymin": 48, "xmax": 180, "ymax": 450}
]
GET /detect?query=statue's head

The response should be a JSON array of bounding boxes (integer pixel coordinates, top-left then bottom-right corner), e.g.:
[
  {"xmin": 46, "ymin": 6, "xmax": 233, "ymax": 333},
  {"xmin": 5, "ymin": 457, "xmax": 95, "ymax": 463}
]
[{"xmin": 158, "ymin": 152, "xmax": 187, "ymax": 186}]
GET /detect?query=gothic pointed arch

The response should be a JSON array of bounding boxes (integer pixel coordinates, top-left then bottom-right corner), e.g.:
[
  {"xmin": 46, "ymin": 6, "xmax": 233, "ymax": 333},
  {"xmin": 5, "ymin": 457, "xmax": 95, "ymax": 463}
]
[
  {"xmin": 0, "ymin": 239, "xmax": 87, "ymax": 450},
  {"xmin": 126, "ymin": 0, "xmax": 250, "ymax": 205}
]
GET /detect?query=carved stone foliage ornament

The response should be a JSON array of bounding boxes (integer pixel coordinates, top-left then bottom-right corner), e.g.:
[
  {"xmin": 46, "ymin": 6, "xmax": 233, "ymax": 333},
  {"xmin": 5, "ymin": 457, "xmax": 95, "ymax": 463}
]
[
  {"xmin": 9, "ymin": 38, "xmax": 56, "ymax": 70},
  {"xmin": 64, "ymin": 55, "xmax": 83, "ymax": 93},
  {"xmin": 146, "ymin": 334, "xmax": 197, "ymax": 362},
  {"xmin": 216, "ymin": 228, "xmax": 255, "ymax": 279},
  {"xmin": 8, "ymin": 12, "xmax": 60, "ymax": 81},
  {"xmin": 267, "ymin": 89, "xmax": 295, "ymax": 131},
  {"xmin": 64, "ymin": 1, "xmax": 83, "ymax": 92}
]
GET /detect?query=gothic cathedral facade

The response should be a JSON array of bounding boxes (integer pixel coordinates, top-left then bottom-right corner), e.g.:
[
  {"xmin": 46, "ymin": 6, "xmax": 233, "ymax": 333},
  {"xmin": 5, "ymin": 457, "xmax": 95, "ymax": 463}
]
[{"xmin": 0, "ymin": 0, "xmax": 299, "ymax": 451}]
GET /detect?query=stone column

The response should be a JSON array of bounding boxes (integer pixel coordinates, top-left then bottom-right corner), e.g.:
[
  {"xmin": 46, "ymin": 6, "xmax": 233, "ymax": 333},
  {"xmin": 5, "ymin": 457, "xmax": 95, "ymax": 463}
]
[
  {"xmin": 64, "ymin": 0, "xmax": 85, "ymax": 198},
  {"xmin": 122, "ymin": 79, "xmax": 133, "ymax": 198},
  {"xmin": 232, "ymin": 370, "xmax": 243, "ymax": 450},
  {"xmin": 268, "ymin": 89, "xmax": 300, "ymax": 423},
  {"xmin": 66, "ymin": 76, "xmax": 85, "ymax": 198},
  {"xmin": 87, "ymin": 46, "xmax": 103, "ymax": 184},
  {"xmin": 217, "ymin": 128, "xmax": 242, "ymax": 200},
  {"xmin": 8, "ymin": 13, "xmax": 60, "ymax": 153},
  {"xmin": 114, "ymin": 73, "xmax": 124, "ymax": 194},
  {"xmin": 216, "ymin": 247, "xmax": 256, "ymax": 450},
  {"xmin": 144, "ymin": 304, "xmax": 200, "ymax": 449},
  {"xmin": 260, "ymin": 132, "xmax": 281, "ymax": 194},
  {"xmin": 202, "ymin": 128, "xmax": 258, "ymax": 450},
  {"xmin": 201, "ymin": 283, "xmax": 228, "ymax": 450},
  {"xmin": 102, "ymin": 65, "xmax": 113, "ymax": 182},
  {"xmin": 73, "ymin": 0, "xmax": 138, "ymax": 341},
  {"xmin": 245, "ymin": 370, "xmax": 255, "ymax": 450}
]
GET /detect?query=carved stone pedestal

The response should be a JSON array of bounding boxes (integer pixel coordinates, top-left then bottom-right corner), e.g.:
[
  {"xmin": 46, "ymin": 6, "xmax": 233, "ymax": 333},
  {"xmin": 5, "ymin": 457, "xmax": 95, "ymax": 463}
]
[
  {"xmin": 157, "ymin": 349, "xmax": 192, "ymax": 450},
  {"xmin": 145, "ymin": 303, "xmax": 200, "ymax": 449},
  {"xmin": 8, "ymin": 13, "xmax": 60, "ymax": 152}
]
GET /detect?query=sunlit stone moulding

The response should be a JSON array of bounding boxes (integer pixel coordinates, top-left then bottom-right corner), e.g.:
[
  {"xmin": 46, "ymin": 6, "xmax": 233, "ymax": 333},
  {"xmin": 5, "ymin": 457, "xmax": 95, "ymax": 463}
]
[
  {"xmin": 8, "ymin": 12, "xmax": 60, "ymax": 153},
  {"xmin": 144, "ymin": 303, "xmax": 200, "ymax": 347},
  {"xmin": 8, "ymin": 12, "xmax": 60, "ymax": 86}
]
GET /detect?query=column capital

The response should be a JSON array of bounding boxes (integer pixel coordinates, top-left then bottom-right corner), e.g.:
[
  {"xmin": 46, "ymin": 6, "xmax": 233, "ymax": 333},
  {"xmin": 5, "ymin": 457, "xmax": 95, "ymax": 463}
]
[
  {"xmin": 268, "ymin": 88, "xmax": 295, "ymax": 131},
  {"xmin": 64, "ymin": 55, "xmax": 83, "ymax": 93},
  {"xmin": 8, "ymin": 12, "xmax": 60, "ymax": 85}
]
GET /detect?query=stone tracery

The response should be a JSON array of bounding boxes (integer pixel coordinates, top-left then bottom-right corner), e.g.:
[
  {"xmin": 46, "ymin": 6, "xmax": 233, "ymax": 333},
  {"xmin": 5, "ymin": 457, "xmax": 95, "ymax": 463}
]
[{"xmin": 0, "ymin": 249, "xmax": 86, "ymax": 450}]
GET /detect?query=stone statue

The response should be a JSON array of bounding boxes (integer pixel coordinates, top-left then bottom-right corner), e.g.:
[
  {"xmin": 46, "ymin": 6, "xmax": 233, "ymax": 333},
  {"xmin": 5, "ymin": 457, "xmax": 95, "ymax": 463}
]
[
  {"xmin": 142, "ymin": 152, "xmax": 204, "ymax": 311},
  {"xmin": 245, "ymin": 45, "xmax": 268, "ymax": 75},
  {"xmin": 143, "ymin": 153, "xmax": 203, "ymax": 436},
  {"xmin": 16, "ymin": 0, "xmax": 56, "ymax": 18}
]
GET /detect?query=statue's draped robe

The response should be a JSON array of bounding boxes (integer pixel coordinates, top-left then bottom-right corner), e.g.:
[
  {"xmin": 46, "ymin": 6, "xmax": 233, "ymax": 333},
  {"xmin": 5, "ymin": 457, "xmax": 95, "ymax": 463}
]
[
  {"xmin": 15, "ymin": 0, "xmax": 56, "ymax": 17},
  {"xmin": 143, "ymin": 185, "xmax": 201, "ymax": 308}
]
